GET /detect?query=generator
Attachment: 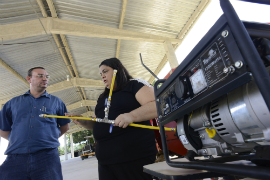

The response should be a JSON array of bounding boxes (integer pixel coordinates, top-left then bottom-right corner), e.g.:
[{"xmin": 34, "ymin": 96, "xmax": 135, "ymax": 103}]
[{"xmin": 153, "ymin": 0, "xmax": 270, "ymax": 179}]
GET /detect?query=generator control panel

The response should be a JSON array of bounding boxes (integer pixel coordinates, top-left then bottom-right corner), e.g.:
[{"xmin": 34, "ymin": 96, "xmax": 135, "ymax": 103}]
[{"xmin": 156, "ymin": 23, "xmax": 248, "ymax": 120}]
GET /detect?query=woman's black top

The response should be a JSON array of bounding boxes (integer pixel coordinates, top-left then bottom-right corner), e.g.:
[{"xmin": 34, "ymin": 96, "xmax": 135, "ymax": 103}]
[{"xmin": 94, "ymin": 79, "xmax": 157, "ymax": 165}]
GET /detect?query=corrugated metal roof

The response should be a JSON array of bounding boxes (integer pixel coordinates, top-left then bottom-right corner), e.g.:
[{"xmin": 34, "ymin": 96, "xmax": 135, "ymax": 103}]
[
  {"xmin": 119, "ymin": 40, "xmax": 166, "ymax": 80},
  {"xmin": 0, "ymin": 66, "xmax": 29, "ymax": 101},
  {"xmin": 123, "ymin": 0, "xmax": 200, "ymax": 37},
  {"xmin": 0, "ymin": 35, "xmax": 70, "ymax": 87},
  {"xmin": 55, "ymin": 0, "xmax": 121, "ymax": 28},
  {"xmin": 51, "ymin": 87, "xmax": 82, "ymax": 106},
  {"xmin": 0, "ymin": 0, "xmax": 42, "ymax": 25},
  {"xmin": 65, "ymin": 35, "xmax": 117, "ymax": 80},
  {"xmin": 0, "ymin": 0, "xmax": 210, "ymax": 135}
]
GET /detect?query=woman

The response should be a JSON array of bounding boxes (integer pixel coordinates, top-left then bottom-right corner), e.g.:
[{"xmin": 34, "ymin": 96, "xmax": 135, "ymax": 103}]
[{"xmin": 66, "ymin": 58, "xmax": 158, "ymax": 180}]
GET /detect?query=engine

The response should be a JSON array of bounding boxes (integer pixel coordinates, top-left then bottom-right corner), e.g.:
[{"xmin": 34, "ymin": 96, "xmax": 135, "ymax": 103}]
[{"xmin": 177, "ymin": 66, "xmax": 270, "ymax": 157}]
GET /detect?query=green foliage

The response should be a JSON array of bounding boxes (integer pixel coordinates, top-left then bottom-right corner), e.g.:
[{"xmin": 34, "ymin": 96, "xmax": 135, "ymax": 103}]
[
  {"xmin": 58, "ymin": 146, "xmax": 65, "ymax": 156},
  {"xmin": 152, "ymin": 79, "xmax": 163, "ymax": 89},
  {"xmin": 68, "ymin": 130, "xmax": 94, "ymax": 144},
  {"xmin": 58, "ymin": 144, "xmax": 86, "ymax": 156},
  {"xmin": 74, "ymin": 144, "xmax": 86, "ymax": 151},
  {"xmin": 151, "ymin": 79, "xmax": 157, "ymax": 86},
  {"xmin": 58, "ymin": 131, "xmax": 94, "ymax": 156}
]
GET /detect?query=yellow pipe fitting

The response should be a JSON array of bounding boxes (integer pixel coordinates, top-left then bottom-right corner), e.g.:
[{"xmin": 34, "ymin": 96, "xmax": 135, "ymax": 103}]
[{"xmin": 205, "ymin": 128, "xmax": 216, "ymax": 138}]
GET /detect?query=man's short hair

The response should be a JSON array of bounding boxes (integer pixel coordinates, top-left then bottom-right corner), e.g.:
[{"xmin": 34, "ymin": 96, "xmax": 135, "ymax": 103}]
[{"xmin": 28, "ymin": 67, "xmax": 45, "ymax": 77}]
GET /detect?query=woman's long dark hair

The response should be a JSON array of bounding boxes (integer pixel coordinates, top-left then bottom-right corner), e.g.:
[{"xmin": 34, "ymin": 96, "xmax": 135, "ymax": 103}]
[{"xmin": 99, "ymin": 58, "xmax": 133, "ymax": 97}]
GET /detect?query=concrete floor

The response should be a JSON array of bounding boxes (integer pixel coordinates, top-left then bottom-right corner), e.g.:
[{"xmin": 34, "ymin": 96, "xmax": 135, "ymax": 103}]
[
  {"xmin": 61, "ymin": 156, "xmax": 99, "ymax": 180},
  {"xmin": 61, "ymin": 157, "xmax": 258, "ymax": 180}
]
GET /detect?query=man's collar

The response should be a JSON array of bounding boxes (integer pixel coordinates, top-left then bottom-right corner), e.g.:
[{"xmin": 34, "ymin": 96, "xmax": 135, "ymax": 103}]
[
  {"xmin": 24, "ymin": 90, "xmax": 50, "ymax": 98},
  {"xmin": 42, "ymin": 91, "xmax": 50, "ymax": 98}
]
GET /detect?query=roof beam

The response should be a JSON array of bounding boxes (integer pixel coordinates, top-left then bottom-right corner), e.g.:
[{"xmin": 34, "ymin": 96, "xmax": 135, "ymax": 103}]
[
  {"xmin": 0, "ymin": 18, "xmax": 48, "ymax": 42},
  {"xmin": 36, "ymin": 0, "xmax": 48, "ymax": 18},
  {"xmin": 37, "ymin": 0, "xmax": 91, "ymax": 111},
  {"xmin": 46, "ymin": 80, "xmax": 73, "ymax": 93},
  {"xmin": 116, "ymin": 0, "xmax": 127, "ymax": 58},
  {"xmin": 0, "ymin": 58, "xmax": 29, "ymax": 87},
  {"xmin": 50, "ymin": 18, "xmax": 181, "ymax": 43},
  {"xmin": 0, "ymin": 78, "xmax": 103, "ymax": 105},
  {"xmin": 46, "ymin": 0, "xmax": 57, "ymax": 18},
  {"xmin": 1, "ymin": 95, "xmax": 97, "ymax": 111},
  {"xmin": 0, "ymin": 18, "xmax": 182, "ymax": 43},
  {"xmin": 163, "ymin": 41, "xmax": 179, "ymax": 69},
  {"xmin": 60, "ymin": 34, "xmax": 90, "ymax": 104},
  {"xmin": 70, "ymin": 78, "xmax": 104, "ymax": 87},
  {"xmin": 67, "ymin": 100, "xmax": 97, "ymax": 111},
  {"xmin": 52, "ymin": 34, "xmax": 75, "ymax": 77},
  {"xmin": 46, "ymin": 78, "xmax": 103, "ymax": 94}
]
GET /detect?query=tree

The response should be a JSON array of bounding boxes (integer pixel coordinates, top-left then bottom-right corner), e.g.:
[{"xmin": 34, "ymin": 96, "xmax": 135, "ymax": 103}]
[
  {"xmin": 58, "ymin": 143, "xmax": 71, "ymax": 156},
  {"xmin": 58, "ymin": 146, "xmax": 65, "ymax": 156},
  {"xmin": 59, "ymin": 130, "xmax": 94, "ymax": 156},
  {"xmin": 68, "ymin": 130, "xmax": 94, "ymax": 144}
]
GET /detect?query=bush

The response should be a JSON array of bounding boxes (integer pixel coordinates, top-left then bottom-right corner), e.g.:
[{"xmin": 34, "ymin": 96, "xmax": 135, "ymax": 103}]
[{"xmin": 58, "ymin": 146, "xmax": 65, "ymax": 156}]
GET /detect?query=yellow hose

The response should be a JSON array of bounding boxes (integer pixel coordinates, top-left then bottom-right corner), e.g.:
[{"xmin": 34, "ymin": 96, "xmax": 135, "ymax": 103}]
[
  {"xmin": 129, "ymin": 123, "xmax": 175, "ymax": 132},
  {"xmin": 40, "ymin": 114, "xmax": 176, "ymax": 132},
  {"xmin": 108, "ymin": 70, "xmax": 117, "ymax": 101}
]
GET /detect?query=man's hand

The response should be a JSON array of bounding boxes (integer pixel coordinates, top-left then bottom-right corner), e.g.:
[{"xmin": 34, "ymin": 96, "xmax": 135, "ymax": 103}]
[
  {"xmin": 65, "ymin": 113, "xmax": 83, "ymax": 126},
  {"xmin": 114, "ymin": 113, "xmax": 134, "ymax": 128},
  {"xmin": 65, "ymin": 113, "xmax": 95, "ymax": 130},
  {"xmin": 0, "ymin": 130, "xmax": 10, "ymax": 140}
]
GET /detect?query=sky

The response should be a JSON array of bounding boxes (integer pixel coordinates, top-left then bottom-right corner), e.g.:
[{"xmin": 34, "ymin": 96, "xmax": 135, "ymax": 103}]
[
  {"xmin": 1, "ymin": 0, "xmax": 269, "ymax": 165},
  {"xmin": 157, "ymin": 0, "xmax": 270, "ymax": 78}
]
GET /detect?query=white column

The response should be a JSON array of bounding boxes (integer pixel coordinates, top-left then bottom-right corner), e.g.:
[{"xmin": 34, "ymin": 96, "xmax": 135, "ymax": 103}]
[
  {"xmin": 64, "ymin": 134, "xmax": 68, "ymax": 160},
  {"xmin": 70, "ymin": 134, "xmax": 74, "ymax": 158},
  {"xmin": 0, "ymin": 104, "xmax": 2, "ymax": 154},
  {"xmin": 163, "ymin": 41, "xmax": 179, "ymax": 69}
]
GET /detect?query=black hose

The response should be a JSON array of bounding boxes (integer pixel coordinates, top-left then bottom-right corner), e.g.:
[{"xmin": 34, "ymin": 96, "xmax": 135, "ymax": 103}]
[{"xmin": 140, "ymin": 53, "xmax": 159, "ymax": 80}]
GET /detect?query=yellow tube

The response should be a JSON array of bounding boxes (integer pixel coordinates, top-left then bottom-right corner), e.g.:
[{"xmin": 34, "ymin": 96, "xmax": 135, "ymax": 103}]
[
  {"xmin": 129, "ymin": 123, "xmax": 175, "ymax": 132},
  {"xmin": 108, "ymin": 70, "xmax": 117, "ymax": 100},
  {"xmin": 40, "ymin": 114, "xmax": 176, "ymax": 132},
  {"xmin": 40, "ymin": 114, "xmax": 94, "ymax": 121}
]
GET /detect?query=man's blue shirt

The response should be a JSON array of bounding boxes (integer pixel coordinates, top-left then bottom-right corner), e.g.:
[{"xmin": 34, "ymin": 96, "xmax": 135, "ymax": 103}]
[{"xmin": 0, "ymin": 90, "xmax": 71, "ymax": 155}]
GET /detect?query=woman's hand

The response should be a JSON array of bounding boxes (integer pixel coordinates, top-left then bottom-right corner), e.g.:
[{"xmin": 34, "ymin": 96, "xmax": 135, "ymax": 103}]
[
  {"xmin": 114, "ymin": 113, "xmax": 134, "ymax": 128},
  {"xmin": 65, "ymin": 113, "xmax": 83, "ymax": 125}
]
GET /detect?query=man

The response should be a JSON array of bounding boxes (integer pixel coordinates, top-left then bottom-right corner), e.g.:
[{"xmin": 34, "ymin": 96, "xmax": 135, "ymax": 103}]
[{"xmin": 0, "ymin": 67, "xmax": 70, "ymax": 180}]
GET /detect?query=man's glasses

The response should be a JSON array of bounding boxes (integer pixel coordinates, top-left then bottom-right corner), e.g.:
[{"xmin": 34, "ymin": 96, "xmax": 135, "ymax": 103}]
[{"xmin": 35, "ymin": 74, "xmax": 50, "ymax": 79}]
